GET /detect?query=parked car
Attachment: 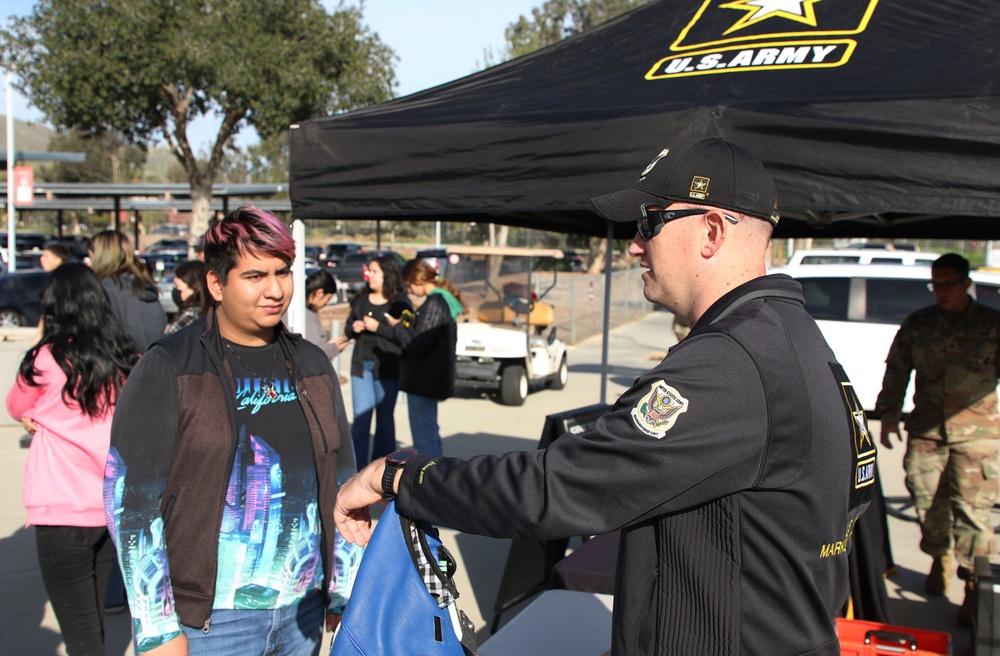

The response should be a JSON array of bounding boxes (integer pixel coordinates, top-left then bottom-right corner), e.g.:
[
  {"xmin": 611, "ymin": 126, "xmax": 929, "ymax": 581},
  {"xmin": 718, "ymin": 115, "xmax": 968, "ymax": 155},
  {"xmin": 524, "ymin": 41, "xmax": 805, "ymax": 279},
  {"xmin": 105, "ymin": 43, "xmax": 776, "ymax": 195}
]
[
  {"xmin": 14, "ymin": 252, "xmax": 44, "ymax": 270},
  {"xmin": 0, "ymin": 270, "xmax": 49, "ymax": 327},
  {"xmin": 145, "ymin": 238, "xmax": 190, "ymax": 255},
  {"xmin": 304, "ymin": 245, "xmax": 323, "ymax": 262},
  {"xmin": 140, "ymin": 253, "xmax": 186, "ymax": 282},
  {"xmin": 53, "ymin": 235, "xmax": 91, "ymax": 260},
  {"xmin": 769, "ymin": 263, "xmax": 1000, "ymax": 413},
  {"xmin": 559, "ymin": 249, "xmax": 587, "ymax": 272},
  {"xmin": 157, "ymin": 274, "xmax": 178, "ymax": 317},
  {"xmin": 320, "ymin": 242, "xmax": 364, "ymax": 268},
  {"xmin": 416, "ymin": 248, "xmax": 452, "ymax": 277},
  {"xmin": 335, "ymin": 250, "xmax": 406, "ymax": 296},
  {"xmin": 150, "ymin": 223, "xmax": 187, "ymax": 237},
  {"xmin": 15, "ymin": 232, "xmax": 52, "ymax": 253},
  {"xmin": 784, "ymin": 248, "xmax": 939, "ymax": 267}
]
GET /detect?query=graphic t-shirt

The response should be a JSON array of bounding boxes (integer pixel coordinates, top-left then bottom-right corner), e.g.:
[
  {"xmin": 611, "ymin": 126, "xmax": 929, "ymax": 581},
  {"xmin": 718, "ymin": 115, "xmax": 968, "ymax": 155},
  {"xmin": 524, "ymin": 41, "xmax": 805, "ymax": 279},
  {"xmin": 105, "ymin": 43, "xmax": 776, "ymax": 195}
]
[{"xmin": 217, "ymin": 340, "xmax": 322, "ymax": 609}]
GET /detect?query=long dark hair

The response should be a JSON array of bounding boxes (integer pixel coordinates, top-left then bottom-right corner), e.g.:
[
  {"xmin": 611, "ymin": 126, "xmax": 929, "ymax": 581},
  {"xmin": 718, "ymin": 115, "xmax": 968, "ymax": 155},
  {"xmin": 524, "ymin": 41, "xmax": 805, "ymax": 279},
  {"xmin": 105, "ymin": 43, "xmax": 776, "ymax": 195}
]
[
  {"xmin": 352, "ymin": 254, "xmax": 406, "ymax": 307},
  {"xmin": 173, "ymin": 260, "xmax": 211, "ymax": 316},
  {"xmin": 19, "ymin": 263, "xmax": 139, "ymax": 419},
  {"xmin": 376, "ymin": 254, "xmax": 406, "ymax": 301}
]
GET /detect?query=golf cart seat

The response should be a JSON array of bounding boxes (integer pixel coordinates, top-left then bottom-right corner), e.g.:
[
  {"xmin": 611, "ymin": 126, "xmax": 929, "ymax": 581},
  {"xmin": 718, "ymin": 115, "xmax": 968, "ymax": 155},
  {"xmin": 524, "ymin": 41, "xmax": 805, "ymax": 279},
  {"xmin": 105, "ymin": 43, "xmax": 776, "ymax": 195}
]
[{"xmin": 477, "ymin": 301, "xmax": 555, "ymax": 327}]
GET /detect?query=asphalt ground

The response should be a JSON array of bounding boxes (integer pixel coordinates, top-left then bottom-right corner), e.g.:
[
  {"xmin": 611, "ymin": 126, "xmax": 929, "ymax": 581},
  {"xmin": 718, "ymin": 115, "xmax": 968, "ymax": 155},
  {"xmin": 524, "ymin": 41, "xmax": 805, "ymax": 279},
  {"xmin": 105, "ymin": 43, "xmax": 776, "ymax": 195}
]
[{"xmin": 0, "ymin": 310, "xmax": 982, "ymax": 655}]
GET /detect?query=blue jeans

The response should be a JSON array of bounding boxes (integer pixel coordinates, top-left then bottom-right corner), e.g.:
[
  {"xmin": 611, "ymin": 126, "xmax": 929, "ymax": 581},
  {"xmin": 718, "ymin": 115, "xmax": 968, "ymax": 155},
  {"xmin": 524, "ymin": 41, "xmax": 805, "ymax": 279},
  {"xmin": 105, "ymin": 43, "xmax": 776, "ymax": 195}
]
[
  {"xmin": 35, "ymin": 524, "xmax": 116, "ymax": 656},
  {"xmin": 407, "ymin": 394, "xmax": 442, "ymax": 456},
  {"xmin": 351, "ymin": 360, "xmax": 399, "ymax": 466},
  {"xmin": 180, "ymin": 590, "xmax": 324, "ymax": 656}
]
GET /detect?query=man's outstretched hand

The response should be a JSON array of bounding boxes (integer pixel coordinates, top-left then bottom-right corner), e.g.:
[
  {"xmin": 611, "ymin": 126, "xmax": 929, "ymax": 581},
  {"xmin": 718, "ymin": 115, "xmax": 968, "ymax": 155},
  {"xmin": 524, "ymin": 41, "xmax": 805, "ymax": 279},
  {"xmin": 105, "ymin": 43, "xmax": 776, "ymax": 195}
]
[{"xmin": 334, "ymin": 459, "xmax": 389, "ymax": 547}]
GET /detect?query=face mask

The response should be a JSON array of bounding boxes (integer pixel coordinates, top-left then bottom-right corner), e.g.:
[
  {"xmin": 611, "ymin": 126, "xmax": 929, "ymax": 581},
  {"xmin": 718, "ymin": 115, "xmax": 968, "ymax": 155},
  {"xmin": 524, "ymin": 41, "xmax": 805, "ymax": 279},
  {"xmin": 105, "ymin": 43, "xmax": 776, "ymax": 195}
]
[{"xmin": 172, "ymin": 288, "xmax": 185, "ymax": 308}]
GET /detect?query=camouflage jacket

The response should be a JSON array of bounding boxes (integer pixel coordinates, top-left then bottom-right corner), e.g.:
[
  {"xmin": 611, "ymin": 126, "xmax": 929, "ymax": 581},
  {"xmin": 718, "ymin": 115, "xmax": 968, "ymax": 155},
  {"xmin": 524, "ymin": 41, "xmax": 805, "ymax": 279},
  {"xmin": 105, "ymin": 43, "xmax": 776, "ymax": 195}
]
[{"xmin": 875, "ymin": 298, "xmax": 1000, "ymax": 441}]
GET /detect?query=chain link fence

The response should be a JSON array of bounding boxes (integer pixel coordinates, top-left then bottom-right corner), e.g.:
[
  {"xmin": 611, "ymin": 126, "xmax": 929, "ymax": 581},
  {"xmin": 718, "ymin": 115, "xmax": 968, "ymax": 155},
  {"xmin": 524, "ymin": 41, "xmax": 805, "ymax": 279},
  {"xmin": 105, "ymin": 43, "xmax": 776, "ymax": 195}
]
[
  {"xmin": 545, "ymin": 269, "xmax": 658, "ymax": 345},
  {"xmin": 451, "ymin": 263, "xmax": 658, "ymax": 346}
]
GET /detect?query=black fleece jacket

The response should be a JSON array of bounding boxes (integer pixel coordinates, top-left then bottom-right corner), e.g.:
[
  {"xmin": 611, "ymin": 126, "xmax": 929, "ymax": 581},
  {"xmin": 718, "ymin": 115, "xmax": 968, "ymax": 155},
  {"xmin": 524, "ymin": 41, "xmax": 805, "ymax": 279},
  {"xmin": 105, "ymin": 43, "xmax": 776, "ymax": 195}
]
[{"xmin": 394, "ymin": 275, "xmax": 875, "ymax": 655}]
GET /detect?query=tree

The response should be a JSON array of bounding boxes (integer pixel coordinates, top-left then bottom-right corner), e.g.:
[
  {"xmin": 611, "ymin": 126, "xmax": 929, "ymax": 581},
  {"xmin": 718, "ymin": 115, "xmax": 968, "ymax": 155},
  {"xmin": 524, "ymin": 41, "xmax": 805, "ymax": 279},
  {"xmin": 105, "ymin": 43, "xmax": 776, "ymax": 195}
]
[
  {"xmin": 503, "ymin": 0, "xmax": 650, "ymax": 271},
  {"xmin": 45, "ymin": 130, "xmax": 148, "ymax": 184},
  {"xmin": 219, "ymin": 133, "xmax": 290, "ymax": 186},
  {"xmin": 3, "ymin": 0, "xmax": 396, "ymax": 238},
  {"xmin": 505, "ymin": 0, "xmax": 650, "ymax": 59}
]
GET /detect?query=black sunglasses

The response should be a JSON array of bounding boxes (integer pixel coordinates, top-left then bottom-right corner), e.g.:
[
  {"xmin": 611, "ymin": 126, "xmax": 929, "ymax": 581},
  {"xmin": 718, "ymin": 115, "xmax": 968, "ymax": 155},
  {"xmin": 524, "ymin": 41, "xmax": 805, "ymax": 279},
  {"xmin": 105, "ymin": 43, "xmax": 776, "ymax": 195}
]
[{"xmin": 638, "ymin": 206, "xmax": 738, "ymax": 240}]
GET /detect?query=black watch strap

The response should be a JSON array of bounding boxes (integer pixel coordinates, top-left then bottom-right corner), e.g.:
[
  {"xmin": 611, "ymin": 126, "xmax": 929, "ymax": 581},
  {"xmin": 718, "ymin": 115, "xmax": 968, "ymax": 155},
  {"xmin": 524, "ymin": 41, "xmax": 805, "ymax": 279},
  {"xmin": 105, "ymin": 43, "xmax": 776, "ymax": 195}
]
[{"xmin": 382, "ymin": 450, "xmax": 415, "ymax": 499}]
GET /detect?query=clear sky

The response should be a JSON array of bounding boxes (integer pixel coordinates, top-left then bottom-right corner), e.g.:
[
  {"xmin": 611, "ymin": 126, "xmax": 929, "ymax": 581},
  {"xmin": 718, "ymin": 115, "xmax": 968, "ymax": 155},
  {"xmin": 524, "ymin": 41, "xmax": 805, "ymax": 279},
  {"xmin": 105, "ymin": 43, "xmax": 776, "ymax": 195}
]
[{"xmin": 0, "ymin": 0, "xmax": 541, "ymax": 151}]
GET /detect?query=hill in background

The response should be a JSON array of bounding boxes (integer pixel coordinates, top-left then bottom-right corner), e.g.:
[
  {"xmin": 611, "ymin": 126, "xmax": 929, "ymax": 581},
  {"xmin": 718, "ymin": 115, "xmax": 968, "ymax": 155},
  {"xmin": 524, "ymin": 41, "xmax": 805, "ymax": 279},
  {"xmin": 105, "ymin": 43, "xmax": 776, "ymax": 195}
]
[
  {"xmin": 0, "ymin": 114, "xmax": 179, "ymax": 182},
  {"xmin": 0, "ymin": 114, "xmax": 56, "ymax": 153}
]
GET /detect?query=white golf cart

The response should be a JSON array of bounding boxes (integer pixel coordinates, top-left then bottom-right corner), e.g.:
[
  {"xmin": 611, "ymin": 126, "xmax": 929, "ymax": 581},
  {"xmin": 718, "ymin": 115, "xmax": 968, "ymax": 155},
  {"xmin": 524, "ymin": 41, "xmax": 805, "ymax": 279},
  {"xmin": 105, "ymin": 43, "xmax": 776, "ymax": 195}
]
[{"xmin": 451, "ymin": 246, "xmax": 569, "ymax": 406}]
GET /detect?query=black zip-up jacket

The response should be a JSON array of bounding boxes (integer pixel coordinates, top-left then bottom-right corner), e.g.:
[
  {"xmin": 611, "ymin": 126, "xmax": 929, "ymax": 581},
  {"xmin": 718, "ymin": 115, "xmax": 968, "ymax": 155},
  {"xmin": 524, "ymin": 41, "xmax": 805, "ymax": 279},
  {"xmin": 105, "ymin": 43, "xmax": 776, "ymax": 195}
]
[
  {"xmin": 105, "ymin": 309, "xmax": 354, "ymax": 633},
  {"xmin": 389, "ymin": 292, "xmax": 457, "ymax": 400},
  {"xmin": 344, "ymin": 293, "xmax": 412, "ymax": 379},
  {"xmin": 395, "ymin": 275, "xmax": 875, "ymax": 655}
]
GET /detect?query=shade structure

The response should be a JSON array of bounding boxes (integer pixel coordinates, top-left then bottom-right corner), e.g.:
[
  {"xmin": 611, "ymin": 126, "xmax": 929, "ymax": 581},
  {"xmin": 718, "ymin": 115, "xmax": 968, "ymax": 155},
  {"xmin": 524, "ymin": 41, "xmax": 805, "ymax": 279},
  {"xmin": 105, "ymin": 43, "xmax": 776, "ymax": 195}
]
[{"xmin": 290, "ymin": 0, "xmax": 1000, "ymax": 240}]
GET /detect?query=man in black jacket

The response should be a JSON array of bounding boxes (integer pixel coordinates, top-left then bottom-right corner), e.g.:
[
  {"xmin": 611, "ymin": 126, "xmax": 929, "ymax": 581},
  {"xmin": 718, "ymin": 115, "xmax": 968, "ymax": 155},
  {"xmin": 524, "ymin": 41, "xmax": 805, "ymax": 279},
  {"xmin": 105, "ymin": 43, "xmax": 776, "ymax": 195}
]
[
  {"xmin": 105, "ymin": 206, "xmax": 359, "ymax": 656},
  {"xmin": 335, "ymin": 138, "xmax": 875, "ymax": 655}
]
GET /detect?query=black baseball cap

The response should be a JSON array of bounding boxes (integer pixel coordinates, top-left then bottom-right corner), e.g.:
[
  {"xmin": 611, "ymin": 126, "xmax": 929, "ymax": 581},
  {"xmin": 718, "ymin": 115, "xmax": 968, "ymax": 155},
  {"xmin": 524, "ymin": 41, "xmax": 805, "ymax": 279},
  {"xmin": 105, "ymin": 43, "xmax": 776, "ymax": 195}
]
[{"xmin": 591, "ymin": 137, "xmax": 780, "ymax": 226}]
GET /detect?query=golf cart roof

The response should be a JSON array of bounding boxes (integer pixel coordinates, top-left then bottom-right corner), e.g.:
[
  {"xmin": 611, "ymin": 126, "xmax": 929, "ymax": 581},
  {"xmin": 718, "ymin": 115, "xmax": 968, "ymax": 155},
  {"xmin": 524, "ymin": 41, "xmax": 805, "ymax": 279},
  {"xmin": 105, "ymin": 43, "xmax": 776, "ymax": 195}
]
[{"xmin": 445, "ymin": 245, "xmax": 564, "ymax": 258}]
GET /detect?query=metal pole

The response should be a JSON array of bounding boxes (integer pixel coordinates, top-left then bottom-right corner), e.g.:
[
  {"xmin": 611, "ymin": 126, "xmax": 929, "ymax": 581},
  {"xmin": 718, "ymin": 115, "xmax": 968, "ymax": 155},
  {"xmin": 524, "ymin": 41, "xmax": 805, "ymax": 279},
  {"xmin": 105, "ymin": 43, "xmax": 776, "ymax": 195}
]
[
  {"xmin": 600, "ymin": 224, "xmax": 613, "ymax": 405},
  {"xmin": 6, "ymin": 72, "xmax": 17, "ymax": 273},
  {"xmin": 570, "ymin": 277, "xmax": 576, "ymax": 345},
  {"xmin": 288, "ymin": 219, "xmax": 307, "ymax": 335}
]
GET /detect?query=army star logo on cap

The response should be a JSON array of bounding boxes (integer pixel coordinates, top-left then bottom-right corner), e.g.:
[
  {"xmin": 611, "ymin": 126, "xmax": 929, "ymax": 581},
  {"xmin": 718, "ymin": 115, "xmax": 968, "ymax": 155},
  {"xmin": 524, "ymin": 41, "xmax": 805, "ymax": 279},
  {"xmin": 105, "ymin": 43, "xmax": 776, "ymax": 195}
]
[
  {"xmin": 632, "ymin": 380, "xmax": 689, "ymax": 438},
  {"xmin": 690, "ymin": 176, "xmax": 710, "ymax": 201}
]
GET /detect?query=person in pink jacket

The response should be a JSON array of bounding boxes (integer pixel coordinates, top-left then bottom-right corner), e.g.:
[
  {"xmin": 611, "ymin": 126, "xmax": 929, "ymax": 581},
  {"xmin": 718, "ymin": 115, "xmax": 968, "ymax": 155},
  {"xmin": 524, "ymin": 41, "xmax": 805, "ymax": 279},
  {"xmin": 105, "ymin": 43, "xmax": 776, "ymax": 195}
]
[{"xmin": 6, "ymin": 263, "xmax": 138, "ymax": 656}]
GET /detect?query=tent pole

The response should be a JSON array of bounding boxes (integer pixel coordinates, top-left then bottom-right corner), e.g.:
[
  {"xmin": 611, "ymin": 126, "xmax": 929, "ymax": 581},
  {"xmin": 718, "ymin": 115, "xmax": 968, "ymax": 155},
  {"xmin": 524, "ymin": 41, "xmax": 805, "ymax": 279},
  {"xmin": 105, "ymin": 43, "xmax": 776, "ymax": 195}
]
[
  {"xmin": 600, "ymin": 223, "xmax": 613, "ymax": 405},
  {"xmin": 288, "ymin": 219, "xmax": 307, "ymax": 336}
]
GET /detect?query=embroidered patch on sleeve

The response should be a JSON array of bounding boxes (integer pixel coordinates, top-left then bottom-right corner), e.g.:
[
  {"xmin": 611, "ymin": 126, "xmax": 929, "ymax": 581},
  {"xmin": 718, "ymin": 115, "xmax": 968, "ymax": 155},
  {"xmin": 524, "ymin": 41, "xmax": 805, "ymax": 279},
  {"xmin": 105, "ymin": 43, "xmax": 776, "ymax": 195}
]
[{"xmin": 631, "ymin": 380, "xmax": 689, "ymax": 438}]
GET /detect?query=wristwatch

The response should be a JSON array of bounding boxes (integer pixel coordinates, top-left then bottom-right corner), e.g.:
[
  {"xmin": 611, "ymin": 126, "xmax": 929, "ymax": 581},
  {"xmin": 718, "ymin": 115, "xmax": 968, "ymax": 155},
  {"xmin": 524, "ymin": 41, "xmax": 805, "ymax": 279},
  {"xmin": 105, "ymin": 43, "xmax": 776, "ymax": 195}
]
[{"xmin": 381, "ymin": 450, "xmax": 415, "ymax": 500}]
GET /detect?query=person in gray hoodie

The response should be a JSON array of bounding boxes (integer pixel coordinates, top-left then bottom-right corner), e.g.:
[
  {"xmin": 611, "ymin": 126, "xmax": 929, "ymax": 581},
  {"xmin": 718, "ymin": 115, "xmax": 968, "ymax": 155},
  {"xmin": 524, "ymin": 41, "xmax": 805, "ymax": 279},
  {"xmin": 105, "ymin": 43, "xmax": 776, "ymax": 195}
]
[
  {"xmin": 88, "ymin": 229, "xmax": 167, "ymax": 615},
  {"xmin": 90, "ymin": 230, "xmax": 167, "ymax": 353}
]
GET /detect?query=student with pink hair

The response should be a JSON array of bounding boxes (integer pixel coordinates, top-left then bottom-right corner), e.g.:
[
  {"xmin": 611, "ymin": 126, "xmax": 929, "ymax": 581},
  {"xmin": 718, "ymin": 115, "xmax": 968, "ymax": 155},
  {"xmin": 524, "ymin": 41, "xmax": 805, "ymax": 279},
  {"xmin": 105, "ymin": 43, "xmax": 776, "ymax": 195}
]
[{"xmin": 104, "ymin": 206, "xmax": 360, "ymax": 656}]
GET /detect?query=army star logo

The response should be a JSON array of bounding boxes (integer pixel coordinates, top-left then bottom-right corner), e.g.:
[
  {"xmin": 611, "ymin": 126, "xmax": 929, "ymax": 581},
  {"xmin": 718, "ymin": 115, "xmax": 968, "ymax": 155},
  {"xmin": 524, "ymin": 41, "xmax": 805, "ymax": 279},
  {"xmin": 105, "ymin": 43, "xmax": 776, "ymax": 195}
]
[
  {"xmin": 632, "ymin": 380, "xmax": 689, "ymax": 438},
  {"xmin": 720, "ymin": 0, "xmax": 822, "ymax": 34},
  {"xmin": 853, "ymin": 410, "xmax": 873, "ymax": 453}
]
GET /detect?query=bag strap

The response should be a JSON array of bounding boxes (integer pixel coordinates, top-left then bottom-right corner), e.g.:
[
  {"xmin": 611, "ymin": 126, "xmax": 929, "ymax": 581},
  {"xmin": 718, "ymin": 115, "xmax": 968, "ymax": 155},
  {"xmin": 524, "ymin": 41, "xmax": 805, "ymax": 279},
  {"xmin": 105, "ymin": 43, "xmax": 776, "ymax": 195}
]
[
  {"xmin": 397, "ymin": 512, "xmax": 479, "ymax": 655},
  {"xmin": 398, "ymin": 514, "xmax": 459, "ymax": 605}
]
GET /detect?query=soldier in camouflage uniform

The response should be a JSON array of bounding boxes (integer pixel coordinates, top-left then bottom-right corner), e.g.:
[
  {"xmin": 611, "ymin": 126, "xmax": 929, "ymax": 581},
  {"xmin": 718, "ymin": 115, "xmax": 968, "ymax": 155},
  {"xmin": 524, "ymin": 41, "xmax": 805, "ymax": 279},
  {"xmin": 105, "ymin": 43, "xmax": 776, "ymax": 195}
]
[{"xmin": 875, "ymin": 253, "xmax": 1000, "ymax": 624}]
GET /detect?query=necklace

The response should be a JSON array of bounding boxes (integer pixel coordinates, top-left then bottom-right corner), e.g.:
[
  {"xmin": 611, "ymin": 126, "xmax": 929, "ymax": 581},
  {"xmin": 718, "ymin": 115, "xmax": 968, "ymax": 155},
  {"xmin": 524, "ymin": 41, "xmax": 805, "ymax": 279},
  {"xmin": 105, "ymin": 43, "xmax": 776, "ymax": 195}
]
[{"xmin": 224, "ymin": 339, "xmax": 278, "ymax": 400}]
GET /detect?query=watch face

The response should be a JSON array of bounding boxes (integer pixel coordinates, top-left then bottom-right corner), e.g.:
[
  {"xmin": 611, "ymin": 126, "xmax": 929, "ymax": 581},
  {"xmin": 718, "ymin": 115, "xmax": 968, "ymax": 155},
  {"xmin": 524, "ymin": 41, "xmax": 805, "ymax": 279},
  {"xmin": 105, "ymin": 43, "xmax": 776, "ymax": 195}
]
[{"xmin": 387, "ymin": 449, "xmax": 415, "ymax": 466}]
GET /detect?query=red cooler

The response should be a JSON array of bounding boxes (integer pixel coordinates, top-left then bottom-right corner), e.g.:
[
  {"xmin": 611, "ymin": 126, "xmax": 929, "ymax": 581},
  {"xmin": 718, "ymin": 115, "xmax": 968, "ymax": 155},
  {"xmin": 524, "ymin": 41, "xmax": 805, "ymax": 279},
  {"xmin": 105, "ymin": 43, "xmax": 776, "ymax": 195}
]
[{"xmin": 836, "ymin": 618, "xmax": 952, "ymax": 655}]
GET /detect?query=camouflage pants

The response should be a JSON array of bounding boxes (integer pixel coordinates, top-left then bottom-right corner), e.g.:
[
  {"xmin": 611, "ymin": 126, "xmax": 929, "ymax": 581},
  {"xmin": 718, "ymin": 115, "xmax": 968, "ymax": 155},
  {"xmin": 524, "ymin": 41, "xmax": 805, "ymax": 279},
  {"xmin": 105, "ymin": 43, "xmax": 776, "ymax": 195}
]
[{"xmin": 904, "ymin": 436, "xmax": 1000, "ymax": 575}]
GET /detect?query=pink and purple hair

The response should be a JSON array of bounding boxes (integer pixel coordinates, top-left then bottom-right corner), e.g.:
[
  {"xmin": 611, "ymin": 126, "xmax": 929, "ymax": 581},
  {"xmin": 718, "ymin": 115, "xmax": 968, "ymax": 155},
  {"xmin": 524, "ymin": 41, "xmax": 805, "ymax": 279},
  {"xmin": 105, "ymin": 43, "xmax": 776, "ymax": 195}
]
[{"xmin": 203, "ymin": 205, "xmax": 296, "ymax": 282}]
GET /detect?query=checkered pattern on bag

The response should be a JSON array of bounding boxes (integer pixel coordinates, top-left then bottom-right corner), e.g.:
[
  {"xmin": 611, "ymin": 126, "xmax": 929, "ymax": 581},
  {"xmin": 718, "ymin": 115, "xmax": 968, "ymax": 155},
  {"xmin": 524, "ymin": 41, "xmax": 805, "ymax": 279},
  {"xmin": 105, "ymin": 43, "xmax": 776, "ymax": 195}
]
[{"xmin": 409, "ymin": 522, "xmax": 456, "ymax": 609}]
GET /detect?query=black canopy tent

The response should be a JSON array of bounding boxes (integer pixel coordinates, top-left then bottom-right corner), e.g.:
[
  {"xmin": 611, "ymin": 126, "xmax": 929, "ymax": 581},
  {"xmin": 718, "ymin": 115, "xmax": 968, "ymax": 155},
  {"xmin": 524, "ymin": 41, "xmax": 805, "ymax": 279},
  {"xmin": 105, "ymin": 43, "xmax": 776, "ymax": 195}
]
[{"xmin": 290, "ymin": 0, "xmax": 1000, "ymax": 240}]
